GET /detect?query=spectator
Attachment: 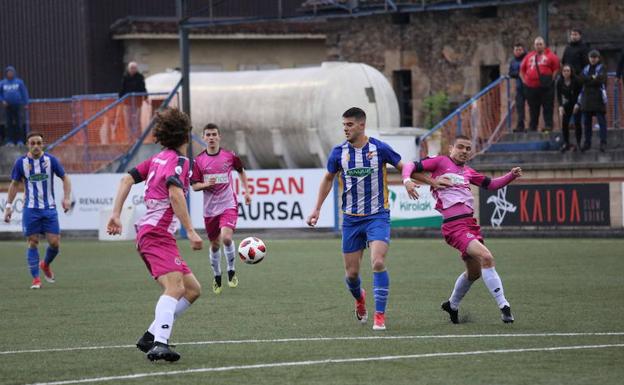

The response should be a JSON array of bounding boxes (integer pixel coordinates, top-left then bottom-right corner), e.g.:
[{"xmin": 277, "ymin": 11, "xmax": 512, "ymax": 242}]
[
  {"xmin": 561, "ymin": 28, "xmax": 589, "ymax": 76},
  {"xmin": 617, "ymin": 47, "xmax": 624, "ymax": 86},
  {"xmin": 119, "ymin": 62, "xmax": 147, "ymax": 136},
  {"xmin": 0, "ymin": 66, "xmax": 29, "ymax": 146},
  {"xmin": 509, "ymin": 43, "xmax": 527, "ymax": 132},
  {"xmin": 576, "ymin": 50, "xmax": 608, "ymax": 152},
  {"xmin": 556, "ymin": 64, "xmax": 582, "ymax": 152},
  {"xmin": 520, "ymin": 37, "xmax": 560, "ymax": 133}
]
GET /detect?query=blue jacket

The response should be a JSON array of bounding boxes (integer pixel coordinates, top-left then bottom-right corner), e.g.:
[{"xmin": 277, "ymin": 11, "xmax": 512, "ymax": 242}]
[
  {"xmin": 508, "ymin": 53, "xmax": 526, "ymax": 91},
  {"xmin": 0, "ymin": 66, "xmax": 29, "ymax": 105}
]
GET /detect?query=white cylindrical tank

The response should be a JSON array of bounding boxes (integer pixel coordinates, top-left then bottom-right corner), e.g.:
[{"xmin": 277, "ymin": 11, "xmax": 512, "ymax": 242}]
[{"xmin": 146, "ymin": 62, "xmax": 400, "ymax": 168}]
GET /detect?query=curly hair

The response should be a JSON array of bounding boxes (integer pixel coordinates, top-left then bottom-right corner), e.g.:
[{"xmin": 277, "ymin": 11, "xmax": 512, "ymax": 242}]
[{"xmin": 152, "ymin": 108, "xmax": 191, "ymax": 150}]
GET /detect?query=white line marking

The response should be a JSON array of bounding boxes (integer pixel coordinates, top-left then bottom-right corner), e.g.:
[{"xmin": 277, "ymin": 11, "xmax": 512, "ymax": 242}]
[
  {"xmin": 23, "ymin": 344, "xmax": 624, "ymax": 385},
  {"xmin": 2, "ymin": 332, "xmax": 624, "ymax": 356}
]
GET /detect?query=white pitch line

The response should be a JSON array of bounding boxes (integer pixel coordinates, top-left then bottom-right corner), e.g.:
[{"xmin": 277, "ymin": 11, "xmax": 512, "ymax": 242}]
[
  {"xmin": 23, "ymin": 343, "xmax": 624, "ymax": 385},
  {"xmin": 2, "ymin": 332, "xmax": 624, "ymax": 356}
]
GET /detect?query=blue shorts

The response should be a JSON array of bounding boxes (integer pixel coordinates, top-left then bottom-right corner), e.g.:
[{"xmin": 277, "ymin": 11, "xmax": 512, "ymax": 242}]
[
  {"xmin": 22, "ymin": 208, "xmax": 60, "ymax": 237},
  {"xmin": 341, "ymin": 211, "xmax": 391, "ymax": 253}
]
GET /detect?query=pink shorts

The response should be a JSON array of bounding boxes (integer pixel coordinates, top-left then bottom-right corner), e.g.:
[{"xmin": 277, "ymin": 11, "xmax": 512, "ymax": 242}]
[
  {"xmin": 441, "ymin": 216, "xmax": 484, "ymax": 259},
  {"xmin": 137, "ymin": 230, "xmax": 191, "ymax": 279},
  {"xmin": 203, "ymin": 208, "xmax": 238, "ymax": 241}
]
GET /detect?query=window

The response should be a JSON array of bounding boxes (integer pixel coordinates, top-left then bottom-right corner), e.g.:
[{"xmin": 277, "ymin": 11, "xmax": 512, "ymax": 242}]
[
  {"xmin": 480, "ymin": 65, "xmax": 500, "ymax": 89},
  {"xmin": 393, "ymin": 70, "xmax": 413, "ymax": 127}
]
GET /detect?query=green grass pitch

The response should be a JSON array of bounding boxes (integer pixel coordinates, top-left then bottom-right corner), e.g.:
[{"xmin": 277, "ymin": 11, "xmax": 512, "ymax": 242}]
[{"xmin": 1, "ymin": 238, "xmax": 623, "ymax": 385}]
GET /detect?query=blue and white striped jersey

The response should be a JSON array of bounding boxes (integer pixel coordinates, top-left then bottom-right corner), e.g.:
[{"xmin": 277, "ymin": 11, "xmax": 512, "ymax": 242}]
[
  {"xmin": 327, "ymin": 137, "xmax": 401, "ymax": 216},
  {"xmin": 11, "ymin": 153, "xmax": 66, "ymax": 210}
]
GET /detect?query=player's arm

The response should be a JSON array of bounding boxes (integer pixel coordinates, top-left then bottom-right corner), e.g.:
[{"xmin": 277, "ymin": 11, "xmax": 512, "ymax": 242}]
[
  {"xmin": 107, "ymin": 174, "xmax": 134, "ymax": 235},
  {"xmin": 168, "ymin": 184, "xmax": 202, "ymax": 250},
  {"xmin": 60, "ymin": 175, "xmax": 72, "ymax": 212},
  {"xmin": 238, "ymin": 169, "xmax": 252, "ymax": 205},
  {"xmin": 401, "ymin": 159, "xmax": 452, "ymax": 199},
  {"xmin": 306, "ymin": 171, "xmax": 336, "ymax": 227},
  {"xmin": 474, "ymin": 167, "xmax": 522, "ymax": 190},
  {"xmin": 3, "ymin": 179, "xmax": 20, "ymax": 223}
]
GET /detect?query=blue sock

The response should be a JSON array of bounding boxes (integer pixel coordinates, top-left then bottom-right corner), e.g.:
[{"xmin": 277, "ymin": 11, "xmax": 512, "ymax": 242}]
[
  {"xmin": 27, "ymin": 248, "xmax": 40, "ymax": 278},
  {"xmin": 345, "ymin": 276, "xmax": 362, "ymax": 300},
  {"xmin": 373, "ymin": 271, "xmax": 390, "ymax": 314},
  {"xmin": 44, "ymin": 246, "xmax": 59, "ymax": 265}
]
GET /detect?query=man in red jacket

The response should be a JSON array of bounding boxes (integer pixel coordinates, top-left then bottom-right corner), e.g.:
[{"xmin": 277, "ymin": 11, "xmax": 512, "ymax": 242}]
[{"xmin": 520, "ymin": 36, "xmax": 560, "ymax": 133}]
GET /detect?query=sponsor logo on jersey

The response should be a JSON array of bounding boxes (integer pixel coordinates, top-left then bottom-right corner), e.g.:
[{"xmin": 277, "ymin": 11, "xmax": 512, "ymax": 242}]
[
  {"xmin": 28, "ymin": 173, "xmax": 49, "ymax": 182},
  {"xmin": 205, "ymin": 173, "xmax": 229, "ymax": 184},
  {"xmin": 346, "ymin": 167, "xmax": 373, "ymax": 178}
]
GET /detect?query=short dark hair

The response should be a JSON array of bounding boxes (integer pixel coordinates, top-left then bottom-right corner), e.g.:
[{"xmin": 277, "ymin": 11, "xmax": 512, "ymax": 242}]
[
  {"xmin": 27, "ymin": 132, "xmax": 44, "ymax": 141},
  {"xmin": 342, "ymin": 107, "xmax": 366, "ymax": 121},
  {"xmin": 203, "ymin": 123, "xmax": 219, "ymax": 134},
  {"xmin": 513, "ymin": 42, "xmax": 524, "ymax": 48},
  {"xmin": 152, "ymin": 108, "xmax": 190, "ymax": 150},
  {"xmin": 571, "ymin": 28, "xmax": 582, "ymax": 35},
  {"xmin": 588, "ymin": 49, "xmax": 600, "ymax": 58},
  {"xmin": 454, "ymin": 135, "xmax": 471, "ymax": 143}
]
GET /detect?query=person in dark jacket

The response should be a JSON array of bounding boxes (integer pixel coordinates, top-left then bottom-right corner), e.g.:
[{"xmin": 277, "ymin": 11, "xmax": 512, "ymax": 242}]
[
  {"xmin": 561, "ymin": 28, "xmax": 589, "ymax": 76},
  {"xmin": 556, "ymin": 64, "xmax": 582, "ymax": 152},
  {"xmin": 617, "ymin": 48, "xmax": 624, "ymax": 87},
  {"xmin": 119, "ymin": 62, "xmax": 147, "ymax": 136},
  {"xmin": 0, "ymin": 66, "xmax": 29, "ymax": 146},
  {"xmin": 509, "ymin": 43, "xmax": 527, "ymax": 132},
  {"xmin": 575, "ymin": 50, "xmax": 608, "ymax": 152}
]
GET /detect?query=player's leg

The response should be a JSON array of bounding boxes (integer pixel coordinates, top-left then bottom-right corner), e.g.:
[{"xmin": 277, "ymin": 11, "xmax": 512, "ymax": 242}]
[
  {"xmin": 26, "ymin": 233, "xmax": 41, "ymax": 289},
  {"xmin": 40, "ymin": 233, "xmax": 59, "ymax": 283},
  {"xmin": 176, "ymin": 273, "xmax": 202, "ymax": 319},
  {"xmin": 369, "ymin": 240, "xmax": 389, "ymax": 330},
  {"xmin": 465, "ymin": 239, "xmax": 514, "ymax": 323},
  {"xmin": 442, "ymin": 256, "xmax": 480, "ymax": 324},
  {"xmin": 366, "ymin": 214, "xmax": 391, "ymax": 331},
  {"xmin": 144, "ymin": 271, "xmax": 184, "ymax": 362},
  {"xmin": 220, "ymin": 209, "xmax": 239, "ymax": 287},
  {"xmin": 204, "ymin": 216, "xmax": 223, "ymax": 293}
]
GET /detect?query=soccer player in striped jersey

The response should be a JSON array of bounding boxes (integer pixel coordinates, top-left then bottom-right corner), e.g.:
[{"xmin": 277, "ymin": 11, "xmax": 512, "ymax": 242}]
[
  {"xmin": 306, "ymin": 107, "xmax": 411, "ymax": 331},
  {"xmin": 4, "ymin": 133, "xmax": 72, "ymax": 289},
  {"xmin": 107, "ymin": 108, "xmax": 203, "ymax": 362}
]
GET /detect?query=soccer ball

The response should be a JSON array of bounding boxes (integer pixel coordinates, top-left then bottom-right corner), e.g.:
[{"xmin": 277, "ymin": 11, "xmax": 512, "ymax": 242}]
[{"xmin": 238, "ymin": 237, "xmax": 266, "ymax": 264}]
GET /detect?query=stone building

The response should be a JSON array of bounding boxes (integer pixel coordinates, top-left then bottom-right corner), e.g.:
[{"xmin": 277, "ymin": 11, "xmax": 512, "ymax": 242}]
[
  {"xmin": 323, "ymin": 0, "xmax": 624, "ymax": 126},
  {"xmin": 114, "ymin": 0, "xmax": 623, "ymax": 128}
]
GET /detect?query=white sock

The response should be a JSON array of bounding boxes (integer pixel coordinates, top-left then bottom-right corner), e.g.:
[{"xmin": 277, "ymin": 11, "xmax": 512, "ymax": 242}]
[
  {"xmin": 174, "ymin": 297, "xmax": 192, "ymax": 320},
  {"xmin": 152, "ymin": 295, "xmax": 178, "ymax": 344},
  {"xmin": 481, "ymin": 267, "xmax": 509, "ymax": 309},
  {"xmin": 148, "ymin": 297, "xmax": 192, "ymax": 334},
  {"xmin": 210, "ymin": 248, "xmax": 222, "ymax": 277},
  {"xmin": 449, "ymin": 273, "xmax": 474, "ymax": 310},
  {"xmin": 224, "ymin": 242, "xmax": 236, "ymax": 272}
]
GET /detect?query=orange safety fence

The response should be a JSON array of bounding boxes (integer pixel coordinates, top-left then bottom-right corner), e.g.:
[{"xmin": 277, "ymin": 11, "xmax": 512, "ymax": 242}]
[{"xmin": 29, "ymin": 93, "xmax": 178, "ymax": 173}]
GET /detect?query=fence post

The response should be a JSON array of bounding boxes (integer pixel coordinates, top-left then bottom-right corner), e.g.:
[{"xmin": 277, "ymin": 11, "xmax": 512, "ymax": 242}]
[
  {"xmin": 614, "ymin": 78, "xmax": 620, "ymax": 128},
  {"xmin": 506, "ymin": 77, "xmax": 512, "ymax": 132}
]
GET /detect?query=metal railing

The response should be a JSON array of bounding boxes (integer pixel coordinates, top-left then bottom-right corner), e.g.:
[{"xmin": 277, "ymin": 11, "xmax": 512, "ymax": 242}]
[{"xmin": 418, "ymin": 73, "xmax": 623, "ymax": 158}]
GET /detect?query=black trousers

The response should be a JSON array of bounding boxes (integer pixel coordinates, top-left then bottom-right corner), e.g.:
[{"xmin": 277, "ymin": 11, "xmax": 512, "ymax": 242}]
[
  {"xmin": 561, "ymin": 105, "xmax": 582, "ymax": 146},
  {"xmin": 5, "ymin": 104, "xmax": 25, "ymax": 144},
  {"xmin": 583, "ymin": 111, "xmax": 607, "ymax": 146},
  {"xmin": 525, "ymin": 86, "xmax": 554, "ymax": 131},
  {"xmin": 515, "ymin": 88, "xmax": 526, "ymax": 129}
]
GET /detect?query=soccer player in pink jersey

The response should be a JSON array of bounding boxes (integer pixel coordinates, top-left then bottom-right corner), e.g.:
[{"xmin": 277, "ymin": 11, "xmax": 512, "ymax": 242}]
[
  {"xmin": 402, "ymin": 135, "xmax": 522, "ymax": 324},
  {"xmin": 191, "ymin": 123, "xmax": 251, "ymax": 294},
  {"xmin": 107, "ymin": 108, "xmax": 203, "ymax": 362}
]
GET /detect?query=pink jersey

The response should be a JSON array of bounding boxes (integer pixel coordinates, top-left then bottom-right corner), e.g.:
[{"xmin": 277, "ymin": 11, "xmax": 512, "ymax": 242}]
[
  {"xmin": 129, "ymin": 149, "xmax": 191, "ymax": 235},
  {"xmin": 191, "ymin": 149, "xmax": 243, "ymax": 217},
  {"xmin": 407, "ymin": 156, "xmax": 516, "ymax": 220}
]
